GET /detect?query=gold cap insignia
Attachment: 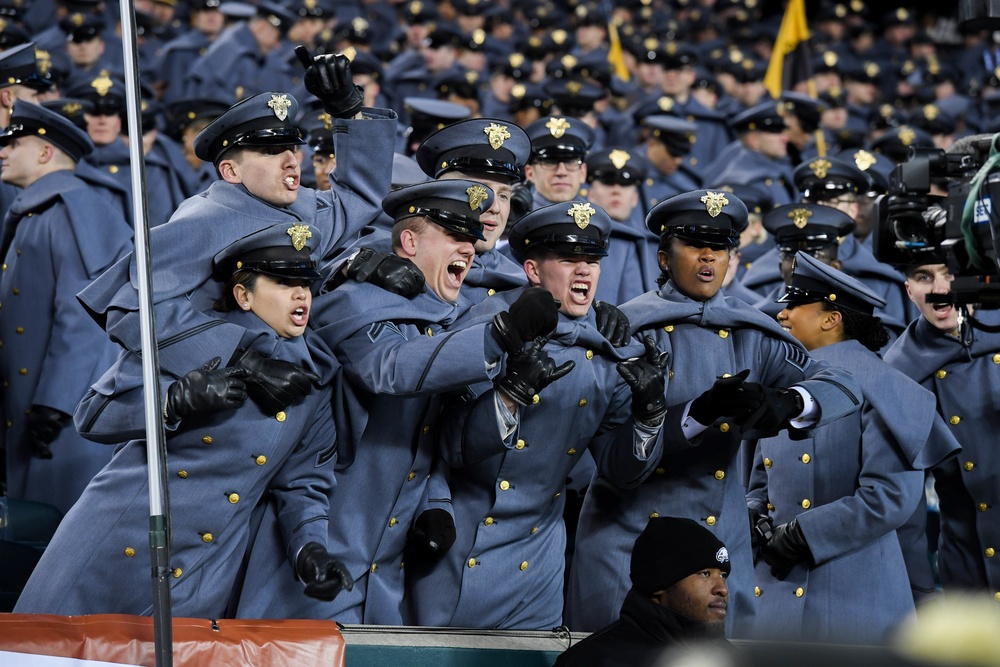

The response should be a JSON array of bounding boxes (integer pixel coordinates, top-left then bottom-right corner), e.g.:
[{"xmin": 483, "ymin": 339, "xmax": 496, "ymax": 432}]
[
  {"xmin": 304, "ymin": 0, "xmax": 316, "ymax": 8},
  {"xmin": 409, "ymin": 0, "xmax": 422, "ymax": 11},
  {"xmin": 896, "ymin": 8, "xmax": 908, "ymax": 20},
  {"xmin": 509, "ymin": 53, "xmax": 525, "ymax": 68},
  {"xmin": 835, "ymin": 3, "xmax": 847, "ymax": 16},
  {"xmin": 561, "ymin": 55, "xmax": 578, "ymax": 69},
  {"xmin": 567, "ymin": 202, "xmax": 596, "ymax": 229},
  {"xmin": 657, "ymin": 96, "xmax": 673, "ymax": 111},
  {"xmin": 552, "ymin": 30, "xmax": 568, "ymax": 45},
  {"xmin": 823, "ymin": 51, "xmax": 837, "ymax": 67},
  {"xmin": 609, "ymin": 149, "xmax": 630, "ymax": 170},
  {"xmin": 484, "ymin": 122, "xmax": 510, "ymax": 150},
  {"xmin": 0, "ymin": 18, "xmax": 6, "ymax": 31},
  {"xmin": 287, "ymin": 224, "xmax": 312, "ymax": 251},
  {"xmin": 666, "ymin": 42, "xmax": 677, "ymax": 55},
  {"xmin": 467, "ymin": 184, "xmax": 489, "ymax": 210},
  {"xmin": 700, "ymin": 191, "xmax": 729, "ymax": 217},
  {"xmin": 546, "ymin": 117, "xmax": 571, "ymax": 138},
  {"xmin": 810, "ymin": 158, "xmax": 831, "ymax": 179},
  {"xmin": 319, "ymin": 112, "xmax": 332, "ymax": 131},
  {"xmin": 899, "ymin": 126, "xmax": 916, "ymax": 146},
  {"xmin": 789, "ymin": 207, "xmax": 813, "ymax": 229},
  {"xmin": 352, "ymin": 16, "xmax": 368, "ymax": 31},
  {"xmin": 643, "ymin": 37, "xmax": 658, "ymax": 51},
  {"xmin": 864, "ymin": 62, "xmax": 879, "ymax": 78},
  {"xmin": 268, "ymin": 93, "xmax": 292, "ymax": 121},
  {"xmin": 35, "ymin": 48, "xmax": 51, "ymax": 76},
  {"xmin": 70, "ymin": 12, "xmax": 83, "ymax": 26},
  {"xmin": 465, "ymin": 70, "xmax": 479, "ymax": 84},
  {"xmin": 91, "ymin": 74, "xmax": 113, "ymax": 96},
  {"xmin": 923, "ymin": 104, "xmax": 938, "ymax": 121},
  {"xmin": 511, "ymin": 83, "xmax": 525, "ymax": 99},
  {"xmin": 63, "ymin": 102, "xmax": 81, "ymax": 115},
  {"xmin": 853, "ymin": 149, "xmax": 875, "ymax": 171},
  {"xmin": 566, "ymin": 80, "xmax": 582, "ymax": 94},
  {"xmin": 472, "ymin": 29, "xmax": 485, "ymax": 45},
  {"xmin": 850, "ymin": 0, "xmax": 863, "ymax": 11}
]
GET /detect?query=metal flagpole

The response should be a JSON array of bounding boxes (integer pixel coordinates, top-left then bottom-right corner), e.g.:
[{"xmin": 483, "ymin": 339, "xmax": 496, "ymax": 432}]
[{"xmin": 117, "ymin": 2, "xmax": 174, "ymax": 665}]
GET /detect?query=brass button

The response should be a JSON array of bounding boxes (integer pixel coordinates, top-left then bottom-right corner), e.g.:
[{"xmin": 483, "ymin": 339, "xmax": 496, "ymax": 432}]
[
  {"xmin": 389, "ymin": 517, "xmax": 397, "ymax": 527},
  {"xmin": 801, "ymin": 454, "xmax": 811, "ymax": 464},
  {"xmin": 530, "ymin": 526, "xmax": 539, "ymax": 534},
  {"xmin": 484, "ymin": 517, "xmax": 494, "ymax": 526},
  {"xmin": 12, "ymin": 287, "xmax": 18, "ymax": 295},
  {"xmin": 987, "ymin": 548, "xmax": 996, "ymax": 558},
  {"xmin": 979, "ymin": 503, "xmax": 988, "ymax": 512},
  {"xmin": 276, "ymin": 411, "xmax": 286, "ymax": 422},
  {"xmin": 371, "ymin": 563, "xmax": 377, "ymax": 573},
  {"xmin": 15, "ymin": 327, "xmax": 23, "ymax": 334},
  {"xmin": 764, "ymin": 457, "xmax": 772, "ymax": 467},
  {"xmin": 228, "ymin": 493, "xmax": 240, "ymax": 504},
  {"xmin": 19, "ymin": 368, "xmax": 27, "ymax": 375},
  {"xmin": 202, "ymin": 436, "xmax": 212, "ymax": 444},
  {"xmin": 754, "ymin": 586, "xmax": 761, "ymax": 597},
  {"xmin": 532, "ymin": 394, "xmax": 540, "ymax": 404},
  {"xmin": 255, "ymin": 455, "xmax": 267, "ymax": 465},
  {"xmin": 668, "ymin": 370, "xmax": 674, "ymax": 379},
  {"xmin": 722, "ymin": 373, "xmax": 732, "ymax": 378},
  {"xmin": 714, "ymin": 470, "xmax": 725, "ymax": 480},
  {"xmin": 408, "ymin": 471, "xmax": 416, "ymax": 481},
  {"xmin": 553, "ymin": 491, "xmax": 561, "ymax": 498},
  {"xmin": 655, "ymin": 467, "xmax": 665, "ymax": 475},
  {"xmin": 801, "ymin": 499, "xmax": 811, "ymax": 509},
  {"xmin": 426, "ymin": 326, "xmax": 434, "ymax": 336},
  {"xmin": 706, "ymin": 516, "xmax": 716, "ymax": 526},
  {"xmin": 499, "ymin": 480, "xmax": 510, "ymax": 491},
  {"xmin": 994, "ymin": 354, "xmax": 1000, "ymax": 364},
  {"xmin": 585, "ymin": 350, "xmax": 594, "ymax": 359},
  {"xmin": 567, "ymin": 448, "xmax": 577, "ymax": 455},
  {"xmin": 767, "ymin": 503, "xmax": 774, "ymax": 511},
  {"xmin": 468, "ymin": 558, "xmax": 477, "ymax": 568},
  {"xmin": 719, "ymin": 423, "xmax": 730, "ymax": 432},
  {"xmin": 515, "ymin": 439, "xmax": 526, "ymax": 449},
  {"xmin": 578, "ymin": 398, "xmax": 587, "ymax": 407},
  {"xmin": 935, "ymin": 369, "xmax": 947, "ymax": 379},
  {"xmin": 125, "ymin": 547, "xmax": 135, "ymax": 557},
  {"xmin": 172, "ymin": 568, "xmax": 182, "ymax": 578},
  {"xmin": 109, "ymin": 165, "xmax": 119, "ymax": 174},
  {"xmin": 422, "ymin": 425, "xmax": 431, "ymax": 434},
  {"xmin": 965, "ymin": 462, "xmax": 975, "ymax": 472},
  {"xmin": 950, "ymin": 416, "xmax": 960, "ymax": 425},
  {"xmin": 487, "ymin": 289, "xmax": 496, "ymax": 296},
  {"xmin": 664, "ymin": 325, "xmax": 674, "ymax": 332},
  {"xmin": 649, "ymin": 512, "xmax": 659, "ymax": 518},
  {"xmin": 177, "ymin": 470, "xmax": 188, "ymax": 478},
  {"xmin": 520, "ymin": 561, "xmax": 528, "ymax": 571},
  {"xmin": 201, "ymin": 533, "xmax": 213, "ymax": 543},
  {"xmin": 718, "ymin": 330, "xmax": 728, "ymax": 338},
  {"xmin": 795, "ymin": 587, "xmax": 804, "ymax": 597}
]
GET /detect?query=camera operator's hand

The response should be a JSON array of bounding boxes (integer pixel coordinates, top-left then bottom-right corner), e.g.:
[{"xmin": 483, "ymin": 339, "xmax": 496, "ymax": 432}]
[
  {"xmin": 346, "ymin": 247, "xmax": 426, "ymax": 298},
  {"xmin": 295, "ymin": 46, "xmax": 364, "ymax": 119},
  {"xmin": 295, "ymin": 542, "xmax": 353, "ymax": 601}
]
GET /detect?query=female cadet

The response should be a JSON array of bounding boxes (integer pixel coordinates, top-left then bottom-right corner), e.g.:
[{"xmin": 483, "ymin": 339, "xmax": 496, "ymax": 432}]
[
  {"xmin": 15, "ymin": 223, "xmax": 351, "ymax": 618},
  {"xmin": 747, "ymin": 249, "xmax": 960, "ymax": 644}
]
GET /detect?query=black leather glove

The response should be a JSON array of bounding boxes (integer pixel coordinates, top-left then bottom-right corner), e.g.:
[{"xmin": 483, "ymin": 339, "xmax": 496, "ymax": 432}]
[
  {"xmin": 759, "ymin": 518, "xmax": 812, "ymax": 580},
  {"xmin": 688, "ymin": 369, "xmax": 763, "ymax": 426},
  {"xmin": 296, "ymin": 46, "xmax": 364, "ymax": 119},
  {"xmin": 508, "ymin": 182, "xmax": 533, "ymax": 225},
  {"xmin": 164, "ymin": 357, "xmax": 250, "ymax": 423},
  {"xmin": 346, "ymin": 247, "xmax": 425, "ymax": 298},
  {"xmin": 616, "ymin": 335, "xmax": 668, "ymax": 426},
  {"xmin": 593, "ymin": 301, "xmax": 631, "ymax": 347},
  {"xmin": 491, "ymin": 287, "xmax": 560, "ymax": 354},
  {"xmin": 22, "ymin": 406, "xmax": 71, "ymax": 459},
  {"xmin": 407, "ymin": 508, "xmax": 457, "ymax": 561},
  {"xmin": 296, "ymin": 541, "xmax": 354, "ymax": 601},
  {"xmin": 497, "ymin": 337, "xmax": 575, "ymax": 406},
  {"xmin": 235, "ymin": 348, "xmax": 320, "ymax": 414},
  {"xmin": 749, "ymin": 506, "xmax": 774, "ymax": 552},
  {"xmin": 739, "ymin": 384, "xmax": 805, "ymax": 436}
]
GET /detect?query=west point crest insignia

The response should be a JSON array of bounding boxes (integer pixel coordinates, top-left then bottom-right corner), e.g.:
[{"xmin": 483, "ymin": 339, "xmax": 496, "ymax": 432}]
[
  {"xmin": 467, "ymin": 184, "xmax": 489, "ymax": 210},
  {"xmin": 810, "ymin": 158, "xmax": 831, "ymax": 179},
  {"xmin": 853, "ymin": 150, "xmax": 875, "ymax": 171},
  {"xmin": 91, "ymin": 74, "xmax": 113, "ymax": 97},
  {"xmin": 789, "ymin": 207, "xmax": 812, "ymax": 229},
  {"xmin": 609, "ymin": 149, "xmax": 630, "ymax": 170},
  {"xmin": 567, "ymin": 202, "xmax": 596, "ymax": 229},
  {"xmin": 268, "ymin": 93, "xmax": 292, "ymax": 121},
  {"xmin": 546, "ymin": 117, "xmax": 571, "ymax": 138},
  {"xmin": 899, "ymin": 126, "xmax": 916, "ymax": 147},
  {"xmin": 700, "ymin": 191, "xmax": 729, "ymax": 218},
  {"xmin": 483, "ymin": 122, "xmax": 510, "ymax": 150},
  {"xmin": 287, "ymin": 224, "xmax": 312, "ymax": 251}
]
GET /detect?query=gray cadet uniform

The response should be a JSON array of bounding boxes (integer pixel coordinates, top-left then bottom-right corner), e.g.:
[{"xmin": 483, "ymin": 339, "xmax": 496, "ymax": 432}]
[
  {"xmin": 747, "ymin": 253, "xmax": 960, "ymax": 644},
  {"xmin": 0, "ymin": 102, "xmax": 132, "ymax": 514},
  {"xmin": 17, "ymin": 223, "xmax": 340, "ymax": 617},
  {"xmin": 524, "ymin": 116, "xmax": 595, "ymax": 210},
  {"xmin": 566, "ymin": 190, "xmax": 862, "ymax": 637}
]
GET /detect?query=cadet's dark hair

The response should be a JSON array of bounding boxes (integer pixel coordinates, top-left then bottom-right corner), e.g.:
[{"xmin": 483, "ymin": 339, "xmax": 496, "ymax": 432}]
[
  {"xmin": 391, "ymin": 216, "xmax": 429, "ymax": 252},
  {"xmin": 655, "ymin": 235, "xmax": 673, "ymax": 288},
  {"xmin": 819, "ymin": 300, "xmax": 889, "ymax": 352},
  {"xmin": 213, "ymin": 269, "xmax": 260, "ymax": 312}
]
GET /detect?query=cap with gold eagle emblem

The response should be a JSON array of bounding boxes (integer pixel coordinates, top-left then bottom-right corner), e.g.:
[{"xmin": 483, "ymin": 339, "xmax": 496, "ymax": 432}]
[
  {"xmin": 416, "ymin": 117, "xmax": 530, "ymax": 182},
  {"xmin": 763, "ymin": 202, "xmax": 855, "ymax": 253},
  {"xmin": 193, "ymin": 91, "xmax": 305, "ymax": 163},
  {"xmin": 779, "ymin": 250, "xmax": 886, "ymax": 315},
  {"xmin": 793, "ymin": 156, "xmax": 873, "ymax": 203},
  {"xmin": 381, "ymin": 178, "xmax": 494, "ymax": 242},
  {"xmin": 213, "ymin": 222, "xmax": 323, "ymax": 281},
  {"xmin": 506, "ymin": 200, "xmax": 611, "ymax": 263},
  {"xmin": 646, "ymin": 188, "xmax": 748, "ymax": 247},
  {"xmin": 525, "ymin": 115, "xmax": 595, "ymax": 163}
]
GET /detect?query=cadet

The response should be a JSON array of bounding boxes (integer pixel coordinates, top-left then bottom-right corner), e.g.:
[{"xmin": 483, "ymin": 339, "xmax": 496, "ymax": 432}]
[
  {"xmin": 0, "ymin": 102, "xmax": 132, "ymax": 514},
  {"xmin": 19, "ymin": 222, "xmax": 352, "ymax": 617},
  {"xmin": 523, "ymin": 115, "xmax": 594, "ymax": 210},
  {"xmin": 638, "ymin": 114, "xmax": 701, "ymax": 217},
  {"xmin": 749, "ymin": 252, "xmax": 959, "ymax": 644},
  {"xmin": 154, "ymin": 0, "xmax": 225, "ymax": 104},
  {"xmin": 407, "ymin": 201, "xmax": 667, "ymax": 629},
  {"xmin": 236, "ymin": 179, "xmax": 562, "ymax": 625},
  {"xmin": 884, "ymin": 260, "xmax": 1000, "ymax": 603},
  {"xmin": 566, "ymin": 189, "xmax": 861, "ymax": 637},
  {"xmin": 78, "ymin": 54, "xmax": 396, "ymax": 407}
]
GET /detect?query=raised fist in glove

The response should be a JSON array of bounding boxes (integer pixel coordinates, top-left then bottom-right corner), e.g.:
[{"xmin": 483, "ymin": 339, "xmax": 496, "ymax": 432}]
[
  {"xmin": 23, "ymin": 406, "xmax": 72, "ymax": 459},
  {"xmin": 407, "ymin": 508, "xmax": 457, "ymax": 561},
  {"xmin": 688, "ymin": 369, "xmax": 764, "ymax": 426},
  {"xmin": 739, "ymin": 384, "xmax": 805, "ymax": 436},
  {"xmin": 296, "ymin": 542, "xmax": 354, "ymax": 601},
  {"xmin": 508, "ymin": 182, "xmax": 533, "ymax": 225},
  {"xmin": 235, "ymin": 347, "xmax": 319, "ymax": 414},
  {"xmin": 617, "ymin": 335, "xmax": 668, "ymax": 426},
  {"xmin": 759, "ymin": 518, "xmax": 812, "ymax": 580},
  {"xmin": 491, "ymin": 287, "xmax": 560, "ymax": 354},
  {"xmin": 594, "ymin": 301, "xmax": 631, "ymax": 347},
  {"xmin": 164, "ymin": 357, "xmax": 250, "ymax": 423},
  {"xmin": 347, "ymin": 247, "xmax": 425, "ymax": 298},
  {"xmin": 295, "ymin": 46, "xmax": 364, "ymax": 119},
  {"xmin": 498, "ymin": 337, "xmax": 575, "ymax": 406}
]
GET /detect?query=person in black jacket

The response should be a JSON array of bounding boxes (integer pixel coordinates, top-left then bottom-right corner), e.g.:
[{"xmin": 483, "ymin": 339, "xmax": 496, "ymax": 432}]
[{"xmin": 556, "ymin": 516, "xmax": 732, "ymax": 667}]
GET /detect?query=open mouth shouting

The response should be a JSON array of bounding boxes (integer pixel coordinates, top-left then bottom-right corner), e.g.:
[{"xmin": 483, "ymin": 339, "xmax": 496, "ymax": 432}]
[
  {"xmin": 697, "ymin": 265, "xmax": 716, "ymax": 282},
  {"xmin": 291, "ymin": 304, "xmax": 309, "ymax": 327}
]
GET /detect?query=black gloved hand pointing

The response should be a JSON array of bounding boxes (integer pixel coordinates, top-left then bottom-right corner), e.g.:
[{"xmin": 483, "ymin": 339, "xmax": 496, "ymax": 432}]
[{"xmin": 296, "ymin": 46, "xmax": 364, "ymax": 119}]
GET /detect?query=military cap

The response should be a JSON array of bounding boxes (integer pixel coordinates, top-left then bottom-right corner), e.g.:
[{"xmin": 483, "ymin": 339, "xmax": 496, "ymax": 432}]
[
  {"xmin": 833, "ymin": 148, "xmax": 891, "ymax": 194},
  {"xmin": 416, "ymin": 116, "xmax": 529, "ymax": 182},
  {"xmin": 391, "ymin": 152, "xmax": 430, "ymax": 189},
  {"xmin": 815, "ymin": 2, "xmax": 850, "ymax": 22},
  {"xmin": 219, "ymin": 1, "xmax": 256, "ymax": 20},
  {"xmin": 41, "ymin": 96, "xmax": 93, "ymax": 130},
  {"xmin": 65, "ymin": 72, "xmax": 126, "ymax": 116},
  {"xmin": 630, "ymin": 516, "xmax": 731, "ymax": 596},
  {"xmin": 869, "ymin": 103, "xmax": 905, "ymax": 132},
  {"xmin": 190, "ymin": 0, "xmax": 222, "ymax": 11},
  {"xmin": 778, "ymin": 250, "xmax": 886, "ymax": 315},
  {"xmin": 763, "ymin": 202, "xmax": 855, "ymax": 252},
  {"xmin": 729, "ymin": 101, "xmax": 786, "ymax": 133},
  {"xmin": 881, "ymin": 6, "xmax": 915, "ymax": 27},
  {"xmin": 729, "ymin": 57, "xmax": 767, "ymax": 84},
  {"xmin": 843, "ymin": 60, "xmax": 882, "ymax": 85},
  {"xmin": 507, "ymin": 200, "xmax": 611, "ymax": 263},
  {"xmin": 214, "ymin": 222, "xmax": 323, "ymax": 281},
  {"xmin": 404, "ymin": 97, "xmax": 471, "ymax": 149},
  {"xmin": 194, "ymin": 92, "xmax": 305, "ymax": 163},
  {"xmin": 811, "ymin": 49, "xmax": 843, "ymax": 75},
  {"xmin": 0, "ymin": 18, "xmax": 30, "ymax": 49},
  {"xmin": 332, "ymin": 15, "xmax": 374, "ymax": 45},
  {"xmin": 572, "ymin": 1, "xmax": 607, "ymax": 27},
  {"xmin": 632, "ymin": 95, "xmax": 680, "ymax": 123},
  {"xmin": 293, "ymin": 0, "xmax": 333, "ymax": 19},
  {"xmin": 909, "ymin": 103, "xmax": 956, "ymax": 137},
  {"xmin": 0, "ymin": 0, "xmax": 24, "ymax": 19},
  {"xmin": 793, "ymin": 156, "xmax": 873, "ymax": 202},
  {"xmin": 400, "ymin": 0, "xmax": 438, "ymax": 24},
  {"xmin": 692, "ymin": 67, "xmax": 720, "ymax": 95},
  {"xmin": 523, "ymin": 2, "xmax": 567, "ymax": 31},
  {"xmin": 508, "ymin": 83, "xmax": 554, "ymax": 116},
  {"xmin": 586, "ymin": 147, "xmax": 648, "ymax": 186},
  {"xmin": 345, "ymin": 48, "xmax": 383, "ymax": 81},
  {"xmin": 492, "ymin": 51, "xmax": 532, "ymax": 80},
  {"xmin": 255, "ymin": 1, "xmax": 298, "ymax": 35},
  {"xmin": 423, "ymin": 22, "xmax": 465, "ymax": 50},
  {"xmin": 525, "ymin": 115, "xmax": 594, "ymax": 162},
  {"xmin": 544, "ymin": 77, "xmax": 605, "ymax": 116},
  {"xmin": 818, "ymin": 86, "xmax": 846, "ymax": 109},
  {"xmin": 299, "ymin": 108, "xmax": 336, "ymax": 156},
  {"xmin": 381, "ymin": 178, "xmax": 494, "ymax": 242},
  {"xmin": 646, "ymin": 189, "xmax": 749, "ymax": 247},
  {"xmin": 59, "ymin": 12, "xmax": 104, "ymax": 41},
  {"xmin": 709, "ymin": 182, "xmax": 773, "ymax": 215},
  {"xmin": 0, "ymin": 100, "xmax": 94, "ymax": 160},
  {"xmin": 660, "ymin": 41, "xmax": 699, "ymax": 70},
  {"xmin": 780, "ymin": 92, "xmax": 828, "ymax": 132},
  {"xmin": 868, "ymin": 124, "xmax": 934, "ymax": 163},
  {"xmin": 0, "ymin": 42, "xmax": 49, "ymax": 90},
  {"xmin": 163, "ymin": 96, "xmax": 231, "ymax": 141},
  {"xmin": 433, "ymin": 68, "xmax": 484, "ymax": 102},
  {"xmin": 631, "ymin": 36, "xmax": 667, "ymax": 65},
  {"xmin": 453, "ymin": 0, "xmax": 489, "ymax": 16},
  {"xmin": 644, "ymin": 114, "xmax": 697, "ymax": 156}
]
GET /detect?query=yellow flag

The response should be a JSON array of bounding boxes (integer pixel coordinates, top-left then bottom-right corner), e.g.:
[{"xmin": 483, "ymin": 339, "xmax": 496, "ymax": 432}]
[
  {"xmin": 764, "ymin": 0, "xmax": 810, "ymax": 98},
  {"xmin": 607, "ymin": 20, "xmax": 631, "ymax": 82}
]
